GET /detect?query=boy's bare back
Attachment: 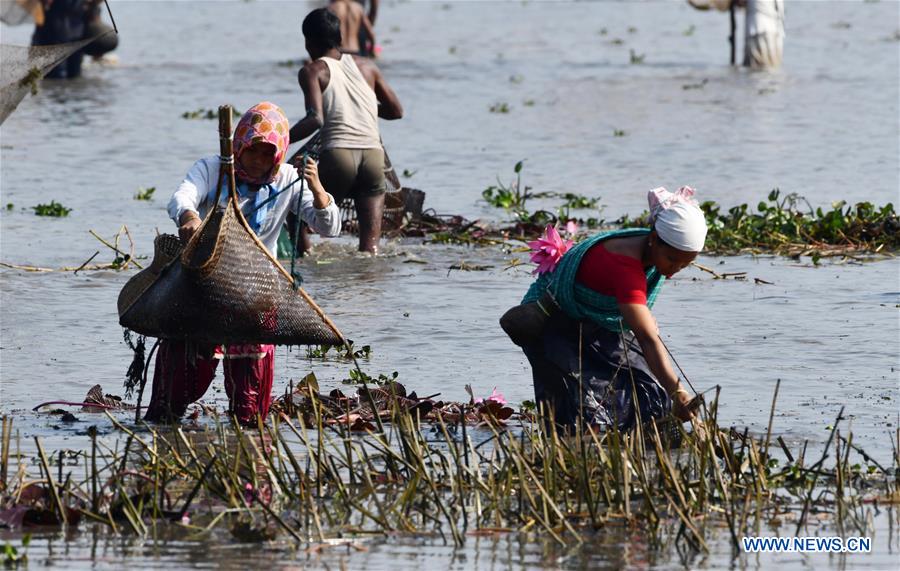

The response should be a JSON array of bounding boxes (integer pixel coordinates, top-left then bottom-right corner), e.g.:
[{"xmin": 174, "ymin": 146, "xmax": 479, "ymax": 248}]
[{"xmin": 328, "ymin": 0, "xmax": 366, "ymax": 54}]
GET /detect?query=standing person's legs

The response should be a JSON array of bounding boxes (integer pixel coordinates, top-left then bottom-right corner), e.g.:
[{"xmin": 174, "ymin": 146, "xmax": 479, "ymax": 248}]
[
  {"xmin": 319, "ymin": 148, "xmax": 385, "ymax": 253},
  {"xmin": 315, "ymin": 148, "xmax": 357, "ymax": 249},
  {"xmin": 523, "ymin": 345, "xmax": 580, "ymax": 428},
  {"xmin": 222, "ymin": 345, "xmax": 275, "ymax": 425},
  {"xmin": 145, "ymin": 340, "xmax": 219, "ymax": 422},
  {"xmin": 352, "ymin": 148, "xmax": 386, "ymax": 253},
  {"xmin": 64, "ymin": 51, "xmax": 84, "ymax": 79},
  {"xmin": 317, "ymin": 148, "xmax": 357, "ymax": 205}
]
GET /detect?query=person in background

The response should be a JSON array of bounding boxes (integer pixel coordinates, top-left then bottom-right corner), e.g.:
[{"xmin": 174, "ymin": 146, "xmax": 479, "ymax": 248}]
[
  {"xmin": 290, "ymin": 8, "xmax": 402, "ymax": 254},
  {"xmin": 31, "ymin": 0, "xmax": 117, "ymax": 79},
  {"xmin": 31, "ymin": 0, "xmax": 86, "ymax": 78},
  {"xmin": 328, "ymin": 0, "xmax": 375, "ymax": 56},
  {"xmin": 743, "ymin": 0, "xmax": 784, "ymax": 68},
  {"xmin": 504, "ymin": 187, "xmax": 708, "ymax": 431},
  {"xmin": 145, "ymin": 102, "xmax": 341, "ymax": 424}
]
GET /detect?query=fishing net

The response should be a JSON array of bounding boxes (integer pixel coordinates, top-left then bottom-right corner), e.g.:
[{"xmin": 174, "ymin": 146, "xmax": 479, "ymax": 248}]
[
  {"xmin": 118, "ymin": 107, "xmax": 345, "ymax": 346},
  {"xmin": 1, "ymin": 0, "xmax": 118, "ymax": 124},
  {"xmin": 0, "ymin": 38, "xmax": 96, "ymax": 124}
]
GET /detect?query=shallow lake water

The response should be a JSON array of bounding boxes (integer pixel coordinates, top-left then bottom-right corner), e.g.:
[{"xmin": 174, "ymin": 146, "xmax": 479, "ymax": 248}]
[{"xmin": 1, "ymin": 0, "xmax": 899, "ymax": 568}]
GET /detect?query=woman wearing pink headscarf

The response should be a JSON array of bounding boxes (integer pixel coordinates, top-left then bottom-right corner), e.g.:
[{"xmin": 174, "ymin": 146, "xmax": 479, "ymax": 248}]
[
  {"xmin": 506, "ymin": 187, "xmax": 708, "ymax": 431},
  {"xmin": 145, "ymin": 102, "xmax": 341, "ymax": 424}
]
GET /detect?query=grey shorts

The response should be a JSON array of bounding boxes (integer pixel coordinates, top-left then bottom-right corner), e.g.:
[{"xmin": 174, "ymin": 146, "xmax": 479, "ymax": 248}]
[{"xmin": 318, "ymin": 147, "xmax": 386, "ymax": 203}]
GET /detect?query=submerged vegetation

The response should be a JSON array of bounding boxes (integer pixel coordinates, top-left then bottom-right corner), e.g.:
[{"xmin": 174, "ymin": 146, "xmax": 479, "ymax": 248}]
[
  {"xmin": 134, "ymin": 186, "xmax": 156, "ymax": 201},
  {"xmin": 181, "ymin": 107, "xmax": 242, "ymax": 120},
  {"xmin": 1, "ymin": 384, "xmax": 896, "ymax": 561},
  {"xmin": 619, "ymin": 189, "xmax": 900, "ymax": 257},
  {"xmin": 702, "ymin": 191, "xmax": 899, "ymax": 256},
  {"xmin": 396, "ymin": 163, "xmax": 899, "ymax": 258},
  {"xmin": 32, "ymin": 201, "xmax": 71, "ymax": 217},
  {"xmin": 17, "ymin": 67, "xmax": 41, "ymax": 97},
  {"xmin": 489, "ymin": 102, "xmax": 511, "ymax": 114}
]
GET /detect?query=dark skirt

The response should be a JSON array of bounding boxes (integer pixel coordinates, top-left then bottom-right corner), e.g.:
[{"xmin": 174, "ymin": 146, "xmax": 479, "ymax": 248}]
[{"xmin": 522, "ymin": 313, "xmax": 671, "ymax": 431}]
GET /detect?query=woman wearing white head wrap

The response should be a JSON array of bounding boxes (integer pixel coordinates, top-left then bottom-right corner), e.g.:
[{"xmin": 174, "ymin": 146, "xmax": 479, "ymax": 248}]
[
  {"xmin": 503, "ymin": 186, "xmax": 708, "ymax": 430},
  {"xmin": 648, "ymin": 186, "xmax": 708, "ymax": 253}
]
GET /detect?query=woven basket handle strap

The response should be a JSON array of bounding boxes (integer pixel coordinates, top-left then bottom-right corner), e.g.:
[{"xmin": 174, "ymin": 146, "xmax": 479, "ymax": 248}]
[{"xmin": 215, "ymin": 105, "xmax": 239, "ymax": 207}]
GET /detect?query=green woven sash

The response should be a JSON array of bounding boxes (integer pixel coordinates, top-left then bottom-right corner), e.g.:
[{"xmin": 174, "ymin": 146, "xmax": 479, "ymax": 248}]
[{"xmin": 521, "ymin": 228, "xmax": 665, "ymax": 332}]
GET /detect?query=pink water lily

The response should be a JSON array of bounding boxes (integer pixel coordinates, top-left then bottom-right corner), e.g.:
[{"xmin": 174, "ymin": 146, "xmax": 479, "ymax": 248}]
[
  {"xmin": 527, "ymin": 225, "xmax": 573, "ymax": 275},
  {"xmin": 475, "ymin": 387, "xmax": 507, "ymax": 406},
  {"xmin": 565, "ymin": 220, "xmax": 578, "ymax": 237}
]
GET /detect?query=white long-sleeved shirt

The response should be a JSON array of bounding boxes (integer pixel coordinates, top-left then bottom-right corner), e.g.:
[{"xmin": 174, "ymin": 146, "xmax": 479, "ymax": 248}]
[{"xmin": 168, "ymin": 157, "xmax": 341, "ymax": 254}]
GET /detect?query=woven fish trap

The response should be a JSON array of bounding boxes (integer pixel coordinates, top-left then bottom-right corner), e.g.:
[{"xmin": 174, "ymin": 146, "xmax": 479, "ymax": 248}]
[
  {"xmin": 339, "ymin": 187, "xmax": 426, "ymax": 234},
  {"xmin": 118, "ymin": 105, "xmax": 344, "ymax": 346},
  {"xmin": 650, "ymin": 417, "xmax": 685, "ymax": 449}
]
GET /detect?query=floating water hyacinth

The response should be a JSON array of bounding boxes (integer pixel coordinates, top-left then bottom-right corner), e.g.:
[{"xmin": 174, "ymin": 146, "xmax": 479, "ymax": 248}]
[{"xmin": 527, "ymin": 225, "xmax": 573, "ymax": 275}]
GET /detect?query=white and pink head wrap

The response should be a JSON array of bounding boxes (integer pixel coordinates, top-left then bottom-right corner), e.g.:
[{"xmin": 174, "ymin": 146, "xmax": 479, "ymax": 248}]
[{"xmin": 648, "ymin": 186, "xmax": 708, "ymax": 252}]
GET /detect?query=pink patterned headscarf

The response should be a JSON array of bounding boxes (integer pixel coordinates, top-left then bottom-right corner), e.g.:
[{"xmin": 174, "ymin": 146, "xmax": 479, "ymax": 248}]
[
  {"xmin": 233, "ymin": 102, "xmax": 291, "ymax": 185},
  {"xmin": 647, "ymin": 186, "xmax": 708, "ymax": 252}
]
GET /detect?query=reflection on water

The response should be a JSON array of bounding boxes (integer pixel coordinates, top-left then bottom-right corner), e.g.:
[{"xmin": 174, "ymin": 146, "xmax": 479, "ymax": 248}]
[
  {"xmin": 3, "ymin": 509, "xmax": 897, "ymax": 570},
  {"xmin": 1, "ymin": 0, "xmax": 899, "ymax": 568}
]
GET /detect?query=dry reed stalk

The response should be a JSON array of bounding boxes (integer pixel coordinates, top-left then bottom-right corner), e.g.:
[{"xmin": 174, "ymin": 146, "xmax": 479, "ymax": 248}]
[
  {"xmin": 0, "ymin": 417, "xmax": 11, "ymax": 491},
  {"xmin": 796, "ymin": 406, "xmax": 845, "ymax": 534},
  {"xmin": 763, "ymin": 379, "xmax": 780, "ymax": 461},
  {"xmin": 34, "ymin": 437, "xmax": 67, "ymax": 525}
]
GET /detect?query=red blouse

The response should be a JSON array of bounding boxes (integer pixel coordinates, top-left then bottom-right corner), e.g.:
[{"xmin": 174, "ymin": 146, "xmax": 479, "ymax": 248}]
[{"xmin": 575, "ymin": 243, "xmax": 648, "ymax": 305}]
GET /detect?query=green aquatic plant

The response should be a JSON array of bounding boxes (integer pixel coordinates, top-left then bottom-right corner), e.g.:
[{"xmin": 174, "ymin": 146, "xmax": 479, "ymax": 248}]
[
  {"xmin": 682, "ymin": 78, "xmax": 709, "ymax": 90},
  {"xmin": 182, "ymin": 107, "xmax": 242, "ymax": 120},
  {"xmin": 617, "ymin": 189, "xmax": 899, "ymax": 256},
  {"xmin": 2, "ymin": 534, "xmax": 29, "ymax": 567},
  {"xmin": 489, "ymin": 102, "xmax": 511, "ymax": 114},
  {"xmin": 134, "ymin": 187, "xmax": 155, "ymax": 201},
  {"xmin": 307, "ymin": 342, "xmax": 372, "ymax": 361},
  {"xmin": 343, "ymin": 368, "xmax": 398, "ymax": 386},
  {"xmin": 17, "ymin": 67, "xmax": 41, "ymax": 97},
  {"xmin": 481, "ymin": 160, "xmax": 529, "ymax": 213},
  {"xmin": 701, "ymin": 190, "xmax": 899, "ymax": 255},
  {"xmin": 530, "ymin": 191, "xmax": 600, "ymax": 210},
  {"xmin": 5, "ymin": 203, "xmax": 12, "ymax": 211},
  {"xmin": 629, "ymin": 49, "xmax": 645, "ymax": 64},
  {"xmin": 32, "ymin": 201, "xmax": 71, "ymax": 217},
  {"xmin": 613, "ymin": 128, "xmax": 626, "ymax": 137}
]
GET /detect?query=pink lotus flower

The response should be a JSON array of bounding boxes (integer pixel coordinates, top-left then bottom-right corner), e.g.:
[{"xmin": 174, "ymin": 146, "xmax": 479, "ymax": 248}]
[
  {"xmin": 527, "ymin": 225, "xmax": 573, "ymax": 275},
  {"xmin": 475, "ymin": 387, "xmax": 507, "ymax": 406},
  {"xmin": 565, "ymin": 220, "xmax": 578, "ymax": 237}
]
